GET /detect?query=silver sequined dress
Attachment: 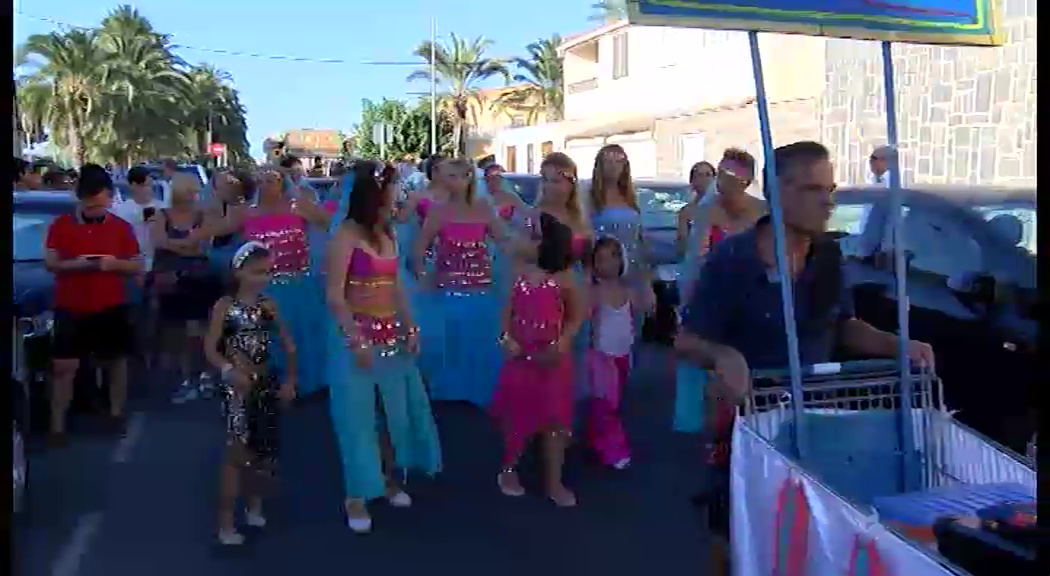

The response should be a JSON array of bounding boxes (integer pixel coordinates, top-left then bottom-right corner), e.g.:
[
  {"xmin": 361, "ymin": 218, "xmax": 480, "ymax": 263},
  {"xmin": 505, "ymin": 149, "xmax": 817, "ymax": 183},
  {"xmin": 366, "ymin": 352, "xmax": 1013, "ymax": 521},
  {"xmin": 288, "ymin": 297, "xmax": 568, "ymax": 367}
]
[{"xmin": 220, "ymin": 297, "xmax": 282, "ymax": 467}]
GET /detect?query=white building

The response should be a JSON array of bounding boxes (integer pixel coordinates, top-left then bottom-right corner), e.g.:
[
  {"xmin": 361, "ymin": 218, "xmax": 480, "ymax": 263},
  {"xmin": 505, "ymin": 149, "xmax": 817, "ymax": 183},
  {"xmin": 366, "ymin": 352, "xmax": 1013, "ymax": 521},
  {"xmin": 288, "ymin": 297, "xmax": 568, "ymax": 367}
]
[{"xmin": 495, "ymin": 22, "xmax": 827, "ymax": 180}]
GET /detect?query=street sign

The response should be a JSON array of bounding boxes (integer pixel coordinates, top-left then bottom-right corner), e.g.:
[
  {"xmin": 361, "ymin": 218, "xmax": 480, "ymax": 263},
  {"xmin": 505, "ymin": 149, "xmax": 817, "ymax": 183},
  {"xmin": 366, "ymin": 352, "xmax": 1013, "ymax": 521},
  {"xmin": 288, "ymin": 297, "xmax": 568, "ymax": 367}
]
[
  {"xmin": 371, "ymin": 123, "xmax": 391, "ymax": 145},
  {"xmin": 209, "ymin": 142, "xmax": 226, "ymax": 156}
]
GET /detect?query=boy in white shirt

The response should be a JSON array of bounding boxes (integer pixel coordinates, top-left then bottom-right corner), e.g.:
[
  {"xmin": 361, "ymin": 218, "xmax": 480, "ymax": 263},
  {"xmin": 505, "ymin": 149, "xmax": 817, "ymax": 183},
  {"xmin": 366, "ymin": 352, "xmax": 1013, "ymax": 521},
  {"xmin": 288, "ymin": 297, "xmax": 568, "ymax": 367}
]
[{"xmin": 112, "ymin": 166, "xmax": 167, "ymax": 271}]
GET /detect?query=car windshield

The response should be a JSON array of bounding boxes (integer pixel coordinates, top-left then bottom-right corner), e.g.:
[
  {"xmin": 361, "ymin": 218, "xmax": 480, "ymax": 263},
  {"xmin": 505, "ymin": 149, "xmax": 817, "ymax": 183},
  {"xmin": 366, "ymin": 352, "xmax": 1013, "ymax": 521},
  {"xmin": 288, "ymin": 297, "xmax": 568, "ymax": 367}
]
[
  {"xmin": 974, "ymin": 204, "xmax": 1037, "ymax": 254},
  {"xmin": 503, "ymin": 175, "xmax": 541, "ymax": 205},
  {"xmin": 636, "ymin": 184, "xmax": 691, "ymax": 229},
  {"xmin": 13, "ymin": 212, "xmax": 59, "ymax": 262}
]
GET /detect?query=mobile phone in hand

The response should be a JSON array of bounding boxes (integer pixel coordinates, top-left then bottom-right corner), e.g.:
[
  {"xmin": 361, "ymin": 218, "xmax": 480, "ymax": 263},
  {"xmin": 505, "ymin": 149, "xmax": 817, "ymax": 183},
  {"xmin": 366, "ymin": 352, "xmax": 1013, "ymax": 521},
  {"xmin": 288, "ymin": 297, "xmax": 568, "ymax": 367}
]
[
  {"xmin": 143, "ymin": 207, "xmax": 156, "ymax": 220},
  {"xmin": 83, "ymin": 255, "xmax": 103, "ymax": 261}
]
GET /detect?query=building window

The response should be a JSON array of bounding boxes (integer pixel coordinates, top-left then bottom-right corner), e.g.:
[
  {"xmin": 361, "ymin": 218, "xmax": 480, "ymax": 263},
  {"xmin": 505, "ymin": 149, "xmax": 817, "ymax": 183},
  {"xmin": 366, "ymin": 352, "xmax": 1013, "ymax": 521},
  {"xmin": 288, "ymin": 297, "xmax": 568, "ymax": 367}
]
[
  {"xmin": 505, "ymin": 146, "xmax": 517, "ymax": 172},
  {"xmin": 612, "ymin": 33, "xmax": 629, "ymax": 79},
  {"xmin": 526, "ymin": 143, "xmax": 536, "ymax": 173},
  {"xmin": 510, "ymin": 115, "xmax": 527, "ymax": 128},
  {"xmin": 541, "ymin": 141, "xmax": 554, "ymax": 158}
]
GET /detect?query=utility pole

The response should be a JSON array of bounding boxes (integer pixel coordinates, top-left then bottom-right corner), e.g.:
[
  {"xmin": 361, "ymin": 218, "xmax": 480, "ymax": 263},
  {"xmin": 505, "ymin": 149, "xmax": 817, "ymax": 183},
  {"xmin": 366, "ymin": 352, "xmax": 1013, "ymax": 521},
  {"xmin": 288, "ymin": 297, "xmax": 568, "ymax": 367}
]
[{"xmin": 430, "ymin": 17, "xmax": 437, "ymax": 156}]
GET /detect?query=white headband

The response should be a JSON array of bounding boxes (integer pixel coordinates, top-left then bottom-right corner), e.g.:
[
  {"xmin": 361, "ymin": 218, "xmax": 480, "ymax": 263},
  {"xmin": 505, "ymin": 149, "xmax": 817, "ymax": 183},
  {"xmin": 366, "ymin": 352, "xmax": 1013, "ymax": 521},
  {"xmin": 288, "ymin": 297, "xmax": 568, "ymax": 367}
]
[{"xmin": 231, "ymin": 241, "xmax": 267, "ymax": 269}]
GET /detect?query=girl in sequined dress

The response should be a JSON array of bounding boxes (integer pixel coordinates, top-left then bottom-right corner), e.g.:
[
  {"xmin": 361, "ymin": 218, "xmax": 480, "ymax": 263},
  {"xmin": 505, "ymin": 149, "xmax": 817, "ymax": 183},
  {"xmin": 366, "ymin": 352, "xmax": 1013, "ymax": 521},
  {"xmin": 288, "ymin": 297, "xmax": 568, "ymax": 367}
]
[
  {"xmin": 534, "ymin": 153, "xmax": 594, "ymax": 400},
  {"xmin": 203, "ymin": 242, "xmax": 297, "ymax": 546},
  {"xmin": 325, "ymin": 160, "xmax": 442, "ymax": 534},
  {"xmin": 672, "ymin": 149, "xmax": 766, "ymax": 434},
  {"xmin": 584, "ymin": 236, "xmax": 640, "ymax": 470},
  {"xmin": 491, "ymin": 212, "xmax": 583, "ymax": 507},
  {"xmin": 412, "ymin": 157, "xmax": 508, "ymax": 407},
  {"xmin": 199, "ymin": 167, "xmax": 333, "ymax": 396}
]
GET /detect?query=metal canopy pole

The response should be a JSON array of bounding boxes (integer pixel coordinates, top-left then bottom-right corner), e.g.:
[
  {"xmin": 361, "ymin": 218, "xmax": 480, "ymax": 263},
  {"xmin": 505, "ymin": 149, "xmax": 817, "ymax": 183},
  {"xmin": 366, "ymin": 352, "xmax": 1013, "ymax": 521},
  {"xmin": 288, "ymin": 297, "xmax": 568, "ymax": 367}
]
[
  {"xmin": 748, "ymin": 31, "xmax": 808, "ymax": 457},
  {"xmin": 880, "ymin": 40, "xmax": 918, "ymax": 492}
]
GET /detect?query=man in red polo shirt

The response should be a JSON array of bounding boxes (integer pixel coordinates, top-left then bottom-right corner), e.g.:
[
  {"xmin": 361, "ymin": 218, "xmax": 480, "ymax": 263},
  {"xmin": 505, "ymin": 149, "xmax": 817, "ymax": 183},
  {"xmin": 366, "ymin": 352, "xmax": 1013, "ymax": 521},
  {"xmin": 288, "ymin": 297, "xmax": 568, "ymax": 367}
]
[{"xmin": 45, "ymin": 164, "xmax": 143, "ymax": 445}]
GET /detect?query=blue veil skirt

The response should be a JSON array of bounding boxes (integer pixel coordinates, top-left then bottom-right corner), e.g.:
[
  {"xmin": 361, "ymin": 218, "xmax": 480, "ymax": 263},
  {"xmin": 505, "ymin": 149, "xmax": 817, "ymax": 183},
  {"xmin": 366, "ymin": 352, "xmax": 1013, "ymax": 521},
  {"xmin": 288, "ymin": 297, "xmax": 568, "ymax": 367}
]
[
  {"xmin": 326, "ymin": 325, "xmax": 442, "ymax": 500},
  {"xmin": 395, "ymin": 221, "xmax": 443, "ymax": 382},
  {"xmin": 421, "ymin": 287, "xmax": 502, "ymax": 407},
  {"xmin": 265, "ymin": 273, "xmax": 328, "ymax": 395},
  {"xmin": 672, "ymin": 361, "xmax": 709, "ymax": 433}
]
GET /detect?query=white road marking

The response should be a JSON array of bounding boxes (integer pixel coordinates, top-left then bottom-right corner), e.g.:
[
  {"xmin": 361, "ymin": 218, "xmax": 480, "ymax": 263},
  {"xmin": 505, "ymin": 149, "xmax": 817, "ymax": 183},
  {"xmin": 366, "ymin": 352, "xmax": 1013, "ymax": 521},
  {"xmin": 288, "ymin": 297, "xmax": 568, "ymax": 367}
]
[
  {"xmin": 51, "ymin": 512, "xmax": 103, "ymax": 576},
  {"xmin": 111, "ymin": 412, "xmax": 146, "ymax": 464}
]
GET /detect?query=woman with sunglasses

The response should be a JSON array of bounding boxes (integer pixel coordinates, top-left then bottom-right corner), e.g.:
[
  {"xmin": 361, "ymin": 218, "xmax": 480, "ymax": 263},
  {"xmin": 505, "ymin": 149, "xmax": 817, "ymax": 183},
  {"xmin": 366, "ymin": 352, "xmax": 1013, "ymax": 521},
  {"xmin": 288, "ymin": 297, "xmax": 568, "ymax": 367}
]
[
  {"xmin": 193, "ymin": 166, "xmax": 333, "ymax": 396},
  {"xmin": 412, "ymin": 157, "xmax": 508, "ymax": 407},
  {"xmin": 588, "ymin": 144, "xmax": 656, "ymax": 342},
  {"xmin": 673, "ymin": 148, "xmax": 766, "ymax": 435}
]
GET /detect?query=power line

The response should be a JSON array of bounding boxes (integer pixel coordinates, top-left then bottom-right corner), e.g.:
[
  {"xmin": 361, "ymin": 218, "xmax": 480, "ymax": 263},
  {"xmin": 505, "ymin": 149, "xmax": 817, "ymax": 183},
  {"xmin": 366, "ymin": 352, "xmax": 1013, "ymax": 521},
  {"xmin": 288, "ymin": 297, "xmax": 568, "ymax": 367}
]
[{"xmin": 16, "ymin": 13, "xmax": 426, "ymax": 65}]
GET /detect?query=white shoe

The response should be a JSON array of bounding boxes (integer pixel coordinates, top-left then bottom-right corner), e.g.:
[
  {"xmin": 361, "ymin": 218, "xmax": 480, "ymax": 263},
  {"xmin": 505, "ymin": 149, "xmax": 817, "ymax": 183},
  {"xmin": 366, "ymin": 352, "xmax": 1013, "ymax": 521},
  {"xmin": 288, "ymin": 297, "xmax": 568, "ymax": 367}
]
[
  {"xmin": 217, "ymin": 528, "xmax": 245, "ymax": 545},
  {"xmin": 386, "ymin": 490, "xmax": 412, "ymax": 508},
  {"xmin": 613, "ymin": 457, "xmax": 631, "ymax": 470},
  {"xmin": 346, "ymin": 515, "xmax": 373, "ymax": 533},
  {"xmin": 244, "ymin": 508, "xmax": 267, "ymax": 528}
]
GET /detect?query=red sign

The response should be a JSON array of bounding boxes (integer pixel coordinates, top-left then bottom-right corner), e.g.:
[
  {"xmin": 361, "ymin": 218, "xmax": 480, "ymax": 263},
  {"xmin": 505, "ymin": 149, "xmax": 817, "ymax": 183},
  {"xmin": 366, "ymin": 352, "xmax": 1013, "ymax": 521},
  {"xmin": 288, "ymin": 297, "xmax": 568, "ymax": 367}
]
[{"xmin": 209, "ymin": 142, "xmax": 226, "ymax": 156}]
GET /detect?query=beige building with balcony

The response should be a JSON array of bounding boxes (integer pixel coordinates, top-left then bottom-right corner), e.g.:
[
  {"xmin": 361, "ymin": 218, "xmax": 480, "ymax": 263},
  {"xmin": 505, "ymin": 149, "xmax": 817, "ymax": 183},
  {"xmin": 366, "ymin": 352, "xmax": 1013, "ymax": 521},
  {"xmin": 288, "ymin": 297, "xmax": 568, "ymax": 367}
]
[
  {"xmin": 496, "ymin": 21, "xmax": 826, "ymax": 181},
  {"xmin": 464, "ymin": 85, "xmax": 550, "ymax": 161}
]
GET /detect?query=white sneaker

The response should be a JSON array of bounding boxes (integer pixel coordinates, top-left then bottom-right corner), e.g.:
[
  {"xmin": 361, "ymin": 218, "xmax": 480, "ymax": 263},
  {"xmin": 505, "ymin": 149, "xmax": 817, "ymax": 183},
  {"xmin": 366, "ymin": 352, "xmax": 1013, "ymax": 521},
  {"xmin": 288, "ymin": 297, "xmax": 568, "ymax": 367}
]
[
  {"xmin": 613, "ymin": 457, "xmax": 631, "ymax": 470},
  {"xmin": 386, "ymin": 490, "xmax": 412, "ymax": 508},
  {"xmin": 346, "ymin": 515, "xmax": 373, "ymax": 533},
  {"xmin": 217, "ymin": 528, "xmax": 245, "ymax": 545},
  {"xmin": 244, "ymin": 508, "xmax": 267, "ymax": 528}
]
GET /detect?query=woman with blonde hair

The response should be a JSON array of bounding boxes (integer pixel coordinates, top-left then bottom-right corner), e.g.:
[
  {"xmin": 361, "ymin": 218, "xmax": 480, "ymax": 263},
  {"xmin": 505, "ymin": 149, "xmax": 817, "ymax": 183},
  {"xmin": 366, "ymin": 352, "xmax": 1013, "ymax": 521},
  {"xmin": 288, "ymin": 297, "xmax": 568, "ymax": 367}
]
[
  {"xmin": 151, "ymin": 174, "xmax": 223, "ymax": 403},
  {"xmin": 412, "ymin": 157, "xmax": 506, "ymax": 407},
  {"xmin": 588, "ymin": 144, "xmax": 656, "ymax": 314}
]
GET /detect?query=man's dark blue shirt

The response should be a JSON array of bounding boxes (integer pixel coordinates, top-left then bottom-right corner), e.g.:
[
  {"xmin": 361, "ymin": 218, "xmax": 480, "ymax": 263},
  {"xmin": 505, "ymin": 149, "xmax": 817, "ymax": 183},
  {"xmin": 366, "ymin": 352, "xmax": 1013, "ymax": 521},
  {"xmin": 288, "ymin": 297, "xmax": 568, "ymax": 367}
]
[{"xmin": 681, "ymin": 218, "xmax": 855, "ymax": 369}]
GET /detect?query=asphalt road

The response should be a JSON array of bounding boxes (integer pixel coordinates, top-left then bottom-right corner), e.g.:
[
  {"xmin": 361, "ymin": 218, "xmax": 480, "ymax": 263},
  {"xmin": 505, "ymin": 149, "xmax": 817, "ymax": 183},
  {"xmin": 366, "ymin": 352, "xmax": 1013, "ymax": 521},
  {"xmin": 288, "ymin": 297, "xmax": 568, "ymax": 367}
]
[{"xmin": 16, "ymin": 346, "xmax": 711, "ymax": 576}]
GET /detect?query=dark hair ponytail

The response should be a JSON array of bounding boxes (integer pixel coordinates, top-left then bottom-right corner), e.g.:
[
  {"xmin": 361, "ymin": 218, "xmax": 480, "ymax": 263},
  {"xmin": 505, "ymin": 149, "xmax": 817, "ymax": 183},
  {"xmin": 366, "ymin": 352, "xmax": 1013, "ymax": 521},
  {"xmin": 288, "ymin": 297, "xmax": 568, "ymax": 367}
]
[{"xmin": 537, "ymin": 212, "xmax": 573, "ymax": 274}]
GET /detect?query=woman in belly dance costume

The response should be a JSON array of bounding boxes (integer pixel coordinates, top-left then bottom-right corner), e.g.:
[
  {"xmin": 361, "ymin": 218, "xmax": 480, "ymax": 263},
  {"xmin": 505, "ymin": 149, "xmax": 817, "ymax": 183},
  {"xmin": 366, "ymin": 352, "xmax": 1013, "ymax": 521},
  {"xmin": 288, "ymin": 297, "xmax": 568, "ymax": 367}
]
[
  {"xmin": 396, "ymin": 156, "xmax": 448, "ymax": 378},
  {"xmin": 325, "ymin": 160, "xmax": 441, "ymax": 534},
  {"xmin": 672, "ymin": 148, "xmax": 766, "ymax": 434},
  {"xmin": 198, "ymin": 167, "xmax": 332, "ymax": 395},
  {"xmin": 491, "ymin": 212, "xmax": 583, "ymax": 506},
  {"xmin": 479, "ymin": 163, "xmax": 528, "ymax": 297},
  {"xmin": 413, "ymin": 157, "xmax": 506, "ymax": 407},
  {"xmin": 203, "ymin": 241, "xmax": 297, "ymax": 545}
]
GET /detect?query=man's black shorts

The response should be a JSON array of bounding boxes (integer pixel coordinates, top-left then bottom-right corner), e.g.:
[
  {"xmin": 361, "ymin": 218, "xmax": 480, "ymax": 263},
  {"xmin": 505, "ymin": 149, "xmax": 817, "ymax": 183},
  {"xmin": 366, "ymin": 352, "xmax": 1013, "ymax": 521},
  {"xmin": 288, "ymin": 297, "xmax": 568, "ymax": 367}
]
[{"xmin": 52, "ymin": 305, "xmax": 133, "ymax": 361}]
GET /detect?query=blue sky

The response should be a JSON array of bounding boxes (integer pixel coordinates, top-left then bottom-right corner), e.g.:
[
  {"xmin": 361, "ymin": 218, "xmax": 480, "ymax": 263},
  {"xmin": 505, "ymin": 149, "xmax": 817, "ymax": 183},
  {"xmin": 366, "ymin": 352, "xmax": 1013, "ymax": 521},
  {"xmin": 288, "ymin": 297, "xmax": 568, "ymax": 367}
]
[{"xmin": 14, "ymin": 0, "xmax": 596, "ymax": 158}]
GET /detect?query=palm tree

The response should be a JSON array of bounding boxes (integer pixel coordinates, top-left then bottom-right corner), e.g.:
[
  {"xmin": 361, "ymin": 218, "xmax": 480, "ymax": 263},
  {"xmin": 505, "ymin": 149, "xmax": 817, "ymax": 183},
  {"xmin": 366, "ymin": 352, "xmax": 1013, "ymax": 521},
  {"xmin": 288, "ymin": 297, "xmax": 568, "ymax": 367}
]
[
  {"xmin": 16, "ymin": 29, "xmax": 110, "ymax": 166},
  {"xmin": 493, "ymin": 35, "xmax": 564, "ymax": 125},
  {"xmin": 590, "ymin": 0, "xmax": 629, "ymax": 22},
  {"xmin": 14, "ymin": 5, "xmax": 251, "ymax": 167},
  {"xmin": 408, "ymin": 33, "xmax": 510, "ymax": 156}
]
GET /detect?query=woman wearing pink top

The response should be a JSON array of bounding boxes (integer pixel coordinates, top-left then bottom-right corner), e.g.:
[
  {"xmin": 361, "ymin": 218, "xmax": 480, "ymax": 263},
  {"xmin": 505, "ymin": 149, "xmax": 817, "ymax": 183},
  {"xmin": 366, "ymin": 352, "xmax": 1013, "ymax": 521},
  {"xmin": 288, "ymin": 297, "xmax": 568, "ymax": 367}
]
[
  {"xmin": 412, "ymin": 157, "xmax": 507, "ymax": 407},
  {"xmin": 197, "ymin": 166, "xmax": 332, "ymax": 395}
]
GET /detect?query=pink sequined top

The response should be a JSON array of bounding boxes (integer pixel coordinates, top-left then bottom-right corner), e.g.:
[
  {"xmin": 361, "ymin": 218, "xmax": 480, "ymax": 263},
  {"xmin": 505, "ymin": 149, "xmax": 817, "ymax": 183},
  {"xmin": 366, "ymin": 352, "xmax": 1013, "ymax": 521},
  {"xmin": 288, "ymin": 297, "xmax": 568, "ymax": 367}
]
[
  {"xmin": 242, "ymin": 208, "xmax": 310, "ymax": 277},
  {"xmin": 416, "ymin": 197, "xmax": 434, "ymax": 221},
  {"xmin": 571, "ymin": 233, "xmax": 589, "ymax": 261},
  {"xmin": 344, "ymin": 247, "xmax": 405, "ymax": 355},
  {"xmin": 434, "ymin": 222, "xmax": 492, "ymax": 290},
  {"xmin": 508, "ymin": 274, "xmax": 564, "ymax": 354}
]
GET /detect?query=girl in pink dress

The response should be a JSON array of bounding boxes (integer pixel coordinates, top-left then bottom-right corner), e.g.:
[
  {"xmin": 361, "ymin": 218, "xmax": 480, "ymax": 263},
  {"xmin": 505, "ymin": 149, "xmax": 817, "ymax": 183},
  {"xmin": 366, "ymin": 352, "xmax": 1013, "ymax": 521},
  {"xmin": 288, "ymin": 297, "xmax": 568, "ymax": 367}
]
[
  {"xmin": 585, "ymin": 236, "xmax": 639, "ymax": 470},
  {"xmin": 490, "ymin": 212, "xmax": 584, "ymax": 507}
]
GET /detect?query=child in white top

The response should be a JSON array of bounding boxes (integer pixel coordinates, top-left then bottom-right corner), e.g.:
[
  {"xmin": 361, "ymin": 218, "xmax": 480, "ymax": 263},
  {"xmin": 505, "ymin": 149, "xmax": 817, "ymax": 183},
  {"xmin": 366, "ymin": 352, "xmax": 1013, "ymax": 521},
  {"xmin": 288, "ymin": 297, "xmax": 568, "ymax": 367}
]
[{"xmin": 584, "ymin": 236, "xmax": 646, "ymax": 470}]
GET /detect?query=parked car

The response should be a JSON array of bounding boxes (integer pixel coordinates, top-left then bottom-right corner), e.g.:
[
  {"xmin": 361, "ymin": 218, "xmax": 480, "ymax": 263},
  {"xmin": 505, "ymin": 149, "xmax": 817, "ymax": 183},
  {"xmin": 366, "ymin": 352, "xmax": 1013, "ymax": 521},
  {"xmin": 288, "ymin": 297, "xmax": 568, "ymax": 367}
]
[
  {"xmin": 12, "ymin": 192, "xmax": 104, "ymax": 436},
  {"xmin": 502, "ymin": 173, "xmax": 541, "ymax": 205},
  {"xmin": 830, "ymin": 185, "xmax": 1037, "ymax": 452}
]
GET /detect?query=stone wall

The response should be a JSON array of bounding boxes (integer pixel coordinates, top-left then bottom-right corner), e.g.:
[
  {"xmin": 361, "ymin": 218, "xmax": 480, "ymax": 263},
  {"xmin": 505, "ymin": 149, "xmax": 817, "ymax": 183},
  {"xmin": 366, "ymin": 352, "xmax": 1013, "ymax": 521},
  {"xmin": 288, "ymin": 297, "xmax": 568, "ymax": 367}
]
[
  {"xmin": 654, "ymin": 98, "xmax": 820, "ymax": 181},
  {"xmin": 820, "ymin": 0, "xmax": 1037, "ymax": 186}
]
